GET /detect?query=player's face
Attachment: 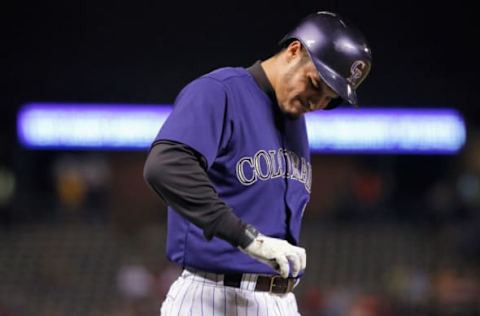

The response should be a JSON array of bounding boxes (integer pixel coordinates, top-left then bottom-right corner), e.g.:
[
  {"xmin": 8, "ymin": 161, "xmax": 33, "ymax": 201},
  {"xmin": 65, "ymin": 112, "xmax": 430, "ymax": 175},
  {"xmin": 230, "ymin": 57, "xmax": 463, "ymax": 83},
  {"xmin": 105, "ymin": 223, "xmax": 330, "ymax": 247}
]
[{"xmin": 276, "ymin": 49, "xmax": 339, "ymax": 117}]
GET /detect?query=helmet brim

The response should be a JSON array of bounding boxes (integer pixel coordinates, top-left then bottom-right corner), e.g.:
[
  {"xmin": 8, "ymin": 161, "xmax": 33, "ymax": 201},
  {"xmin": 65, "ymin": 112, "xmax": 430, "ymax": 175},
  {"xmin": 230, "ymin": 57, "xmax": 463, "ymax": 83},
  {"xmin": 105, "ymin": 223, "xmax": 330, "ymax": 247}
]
[{"xmin": 308, "ymin": 52, "xmax": 358, "ymax": 107}]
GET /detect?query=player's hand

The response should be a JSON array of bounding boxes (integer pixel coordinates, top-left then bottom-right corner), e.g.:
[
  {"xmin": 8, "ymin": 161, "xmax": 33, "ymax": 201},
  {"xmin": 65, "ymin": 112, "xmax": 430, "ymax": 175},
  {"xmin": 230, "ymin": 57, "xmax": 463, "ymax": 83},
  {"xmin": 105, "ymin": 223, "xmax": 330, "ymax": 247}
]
[{"xmin": 240, "ymin": 234, "xmax": 306, "ymax": 278}]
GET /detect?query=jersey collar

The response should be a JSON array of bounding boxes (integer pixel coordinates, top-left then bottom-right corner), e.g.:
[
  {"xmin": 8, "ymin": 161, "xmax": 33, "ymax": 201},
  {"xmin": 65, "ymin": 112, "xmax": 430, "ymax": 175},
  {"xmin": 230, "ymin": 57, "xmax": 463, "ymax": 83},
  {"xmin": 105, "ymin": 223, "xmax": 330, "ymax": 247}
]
[{"xmin": 246, "ymin": 60, "xmax": 277, "ymax": 105}]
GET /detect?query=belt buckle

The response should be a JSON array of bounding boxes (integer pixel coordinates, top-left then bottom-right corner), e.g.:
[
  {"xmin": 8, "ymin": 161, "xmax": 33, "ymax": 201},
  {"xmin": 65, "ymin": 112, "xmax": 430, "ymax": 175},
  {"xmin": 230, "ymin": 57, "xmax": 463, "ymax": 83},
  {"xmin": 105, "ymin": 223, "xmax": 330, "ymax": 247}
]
[
  {"xmin": 268, "ymin": 275, "xmax": 281, "ymax": 293},
  {"xmin": 268, "ymin": 276, "xmax": 295, "ymax": 294}
]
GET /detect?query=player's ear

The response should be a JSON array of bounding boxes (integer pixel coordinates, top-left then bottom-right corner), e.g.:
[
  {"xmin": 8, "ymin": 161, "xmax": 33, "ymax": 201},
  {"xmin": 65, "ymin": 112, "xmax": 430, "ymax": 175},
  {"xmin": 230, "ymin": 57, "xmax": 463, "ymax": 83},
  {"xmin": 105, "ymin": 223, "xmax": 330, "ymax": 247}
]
[{"xmin": 285, "ymin": 40, "xmax": 303, "ymax": 63}]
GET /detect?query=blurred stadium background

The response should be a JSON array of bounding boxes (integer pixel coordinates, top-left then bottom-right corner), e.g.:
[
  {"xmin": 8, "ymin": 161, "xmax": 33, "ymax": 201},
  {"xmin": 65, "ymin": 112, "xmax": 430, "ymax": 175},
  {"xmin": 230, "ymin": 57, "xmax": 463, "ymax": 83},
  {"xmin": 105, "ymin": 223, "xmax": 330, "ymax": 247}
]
[{"xmin": 1, "ymin": 1, "xmax": 478, "ymax": 315}]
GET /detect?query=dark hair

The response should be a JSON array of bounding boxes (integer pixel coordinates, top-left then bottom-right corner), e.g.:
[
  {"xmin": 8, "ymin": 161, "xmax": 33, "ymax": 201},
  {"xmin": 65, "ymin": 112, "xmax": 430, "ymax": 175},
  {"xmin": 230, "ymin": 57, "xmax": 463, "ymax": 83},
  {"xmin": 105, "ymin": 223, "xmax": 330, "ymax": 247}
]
[{"xmin": 274, "ymin": 38, "xmax": 308, "ymax": 59}]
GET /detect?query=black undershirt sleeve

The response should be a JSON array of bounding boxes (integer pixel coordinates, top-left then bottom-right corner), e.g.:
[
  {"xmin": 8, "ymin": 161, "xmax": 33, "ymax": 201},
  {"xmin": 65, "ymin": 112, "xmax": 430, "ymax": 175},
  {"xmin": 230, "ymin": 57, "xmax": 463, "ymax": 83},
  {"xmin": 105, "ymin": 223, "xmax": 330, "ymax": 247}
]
[{"xmin": 143, "ymin": 140, "xmax": 254, "ymax": 248}]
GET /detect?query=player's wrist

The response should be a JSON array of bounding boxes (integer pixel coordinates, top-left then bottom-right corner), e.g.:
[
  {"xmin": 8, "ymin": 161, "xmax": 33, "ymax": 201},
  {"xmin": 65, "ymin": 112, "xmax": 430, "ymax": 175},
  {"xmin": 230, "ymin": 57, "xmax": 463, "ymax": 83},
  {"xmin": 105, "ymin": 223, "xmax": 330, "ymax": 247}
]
[{"xmin": 237, "ymin": 224, "xmax": 260, "ymax": 249}]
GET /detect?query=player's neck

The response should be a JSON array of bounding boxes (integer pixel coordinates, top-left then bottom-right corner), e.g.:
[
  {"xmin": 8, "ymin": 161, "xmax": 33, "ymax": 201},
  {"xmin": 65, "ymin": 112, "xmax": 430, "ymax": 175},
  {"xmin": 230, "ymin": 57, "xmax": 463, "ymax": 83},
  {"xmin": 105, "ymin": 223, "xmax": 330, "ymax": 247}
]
[{"xmin": 260, "ymin": 57, "xmax": 279, "ymax": 95}]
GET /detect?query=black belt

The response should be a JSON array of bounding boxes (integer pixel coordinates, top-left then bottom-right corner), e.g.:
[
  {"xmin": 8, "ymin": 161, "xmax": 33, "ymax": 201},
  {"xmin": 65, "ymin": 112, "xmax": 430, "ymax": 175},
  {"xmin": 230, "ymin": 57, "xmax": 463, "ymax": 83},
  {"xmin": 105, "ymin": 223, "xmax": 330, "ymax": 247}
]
[
  {"xmin": 225, "ymin": 273, "xmax": 296, "ymax": 294},
  {"xmin": 186, "ymin": 268, "xmax": 297, "ymax": 294}
]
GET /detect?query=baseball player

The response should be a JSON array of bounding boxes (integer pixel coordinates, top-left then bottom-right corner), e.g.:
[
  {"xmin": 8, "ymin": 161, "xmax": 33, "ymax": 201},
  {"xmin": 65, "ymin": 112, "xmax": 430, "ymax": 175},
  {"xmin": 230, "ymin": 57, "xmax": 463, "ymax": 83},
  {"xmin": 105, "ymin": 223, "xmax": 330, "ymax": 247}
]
[{"xmin": 144, "ymin": 11, "xmax": 372, "ymax": 315}]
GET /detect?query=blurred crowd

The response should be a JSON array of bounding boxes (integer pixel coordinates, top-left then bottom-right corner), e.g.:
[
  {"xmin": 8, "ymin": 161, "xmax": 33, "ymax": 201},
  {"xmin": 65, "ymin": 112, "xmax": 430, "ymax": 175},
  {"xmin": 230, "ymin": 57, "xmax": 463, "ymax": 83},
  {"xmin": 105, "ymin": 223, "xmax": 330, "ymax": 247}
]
[
  {"xmin": 299, "ymin": 265, "xmax": 480, "ymax": 316},
  {"xmin": 1, "ymin": 128, "xmax": 479, "ymax": 316}
]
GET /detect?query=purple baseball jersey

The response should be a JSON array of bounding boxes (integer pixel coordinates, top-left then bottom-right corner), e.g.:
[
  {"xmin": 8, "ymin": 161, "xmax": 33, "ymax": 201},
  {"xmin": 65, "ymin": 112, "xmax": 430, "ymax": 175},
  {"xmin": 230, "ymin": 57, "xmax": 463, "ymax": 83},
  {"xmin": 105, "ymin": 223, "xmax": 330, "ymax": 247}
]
[{"xmin": 155, "ymin": 67, "xmax": 312, "ymax": 274}]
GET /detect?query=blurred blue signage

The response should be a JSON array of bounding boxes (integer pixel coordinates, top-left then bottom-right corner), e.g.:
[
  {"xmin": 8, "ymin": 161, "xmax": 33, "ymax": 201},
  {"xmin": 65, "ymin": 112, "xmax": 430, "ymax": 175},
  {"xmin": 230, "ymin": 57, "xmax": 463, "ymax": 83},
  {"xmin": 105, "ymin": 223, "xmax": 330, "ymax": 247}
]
[{"xmin": 18, "ymin": 103, "xmax": 466, "ymax": 154}]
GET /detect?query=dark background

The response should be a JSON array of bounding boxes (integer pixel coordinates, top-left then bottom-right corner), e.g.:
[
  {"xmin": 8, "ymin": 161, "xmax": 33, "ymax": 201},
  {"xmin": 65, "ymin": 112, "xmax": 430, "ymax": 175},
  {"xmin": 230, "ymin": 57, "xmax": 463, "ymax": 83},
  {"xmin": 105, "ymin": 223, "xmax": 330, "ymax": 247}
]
[
  {"xmin": 1, "ymin": 1, "xmax": 479, "ymax": 315},
  {"xmin": 2, "ymin": 0, "xmax": 477, "ymax": 138}
]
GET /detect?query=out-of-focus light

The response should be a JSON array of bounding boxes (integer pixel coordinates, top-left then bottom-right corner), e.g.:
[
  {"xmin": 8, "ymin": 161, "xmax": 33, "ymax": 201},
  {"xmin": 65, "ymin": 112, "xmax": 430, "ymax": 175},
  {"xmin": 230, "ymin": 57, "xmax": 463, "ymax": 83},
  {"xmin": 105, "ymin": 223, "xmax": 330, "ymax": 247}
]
[
  {"xmin": 305, "ymin": 108, "xmax": 466, "ymax": 154},
  {"xmin": 17, "ymin": 103, "xmax": 171, "ymax": 150},
  {"xmin": 17, "ymin": 103, "xmax": 466, "ymax": 154}
]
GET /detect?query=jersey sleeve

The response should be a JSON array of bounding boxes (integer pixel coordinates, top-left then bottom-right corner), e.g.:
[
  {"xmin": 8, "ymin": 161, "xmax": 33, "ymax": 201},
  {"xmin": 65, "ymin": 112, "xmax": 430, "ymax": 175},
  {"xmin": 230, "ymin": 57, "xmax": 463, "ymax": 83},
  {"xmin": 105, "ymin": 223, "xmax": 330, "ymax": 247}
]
[{"xmin": 154, "ymin": 76, "xmax": 229, "ymax": 168}]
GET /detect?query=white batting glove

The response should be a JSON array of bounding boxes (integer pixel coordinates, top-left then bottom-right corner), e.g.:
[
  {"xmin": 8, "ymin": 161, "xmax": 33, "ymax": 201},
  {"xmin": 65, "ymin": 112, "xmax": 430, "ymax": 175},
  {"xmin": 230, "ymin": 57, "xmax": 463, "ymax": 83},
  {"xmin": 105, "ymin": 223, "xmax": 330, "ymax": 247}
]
[{"xmin": 240, "ymin": 233, "xmax": 306, "ymax": 278}]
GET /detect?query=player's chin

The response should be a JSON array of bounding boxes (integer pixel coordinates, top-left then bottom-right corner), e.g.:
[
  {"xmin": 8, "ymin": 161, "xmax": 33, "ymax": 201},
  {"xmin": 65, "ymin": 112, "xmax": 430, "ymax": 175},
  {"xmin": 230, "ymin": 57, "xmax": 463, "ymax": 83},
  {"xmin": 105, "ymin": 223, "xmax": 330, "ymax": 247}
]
[{"xmin": 281, "ymin": 100, "xmax": 308, "ymax": 118}]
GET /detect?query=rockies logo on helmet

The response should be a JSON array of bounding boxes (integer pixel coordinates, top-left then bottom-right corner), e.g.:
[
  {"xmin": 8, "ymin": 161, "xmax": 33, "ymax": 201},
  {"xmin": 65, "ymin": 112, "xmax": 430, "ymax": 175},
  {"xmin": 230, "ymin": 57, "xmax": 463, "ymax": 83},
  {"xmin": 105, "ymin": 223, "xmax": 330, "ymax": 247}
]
[{"xmin": 347, "ymin": 60, "xmax": 370, "ymax": 89}]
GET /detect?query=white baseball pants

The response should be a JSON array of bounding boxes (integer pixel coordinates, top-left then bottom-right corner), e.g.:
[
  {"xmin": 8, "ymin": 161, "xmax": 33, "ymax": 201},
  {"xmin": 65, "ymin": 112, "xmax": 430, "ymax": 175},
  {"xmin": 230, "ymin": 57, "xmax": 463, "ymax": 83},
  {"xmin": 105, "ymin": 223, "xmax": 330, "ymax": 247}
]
[{"xmin": 160, "ymin": 269, "xmax": 301, "ymax": 316}]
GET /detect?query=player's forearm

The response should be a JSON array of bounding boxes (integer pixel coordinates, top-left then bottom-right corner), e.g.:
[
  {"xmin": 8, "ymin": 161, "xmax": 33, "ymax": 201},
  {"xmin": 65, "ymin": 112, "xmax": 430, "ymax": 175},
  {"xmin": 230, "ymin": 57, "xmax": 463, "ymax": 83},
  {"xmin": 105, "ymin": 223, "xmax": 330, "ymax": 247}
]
[{"xmin": 143, "ymin": 141, "xmax": 254, "ymax": 248}]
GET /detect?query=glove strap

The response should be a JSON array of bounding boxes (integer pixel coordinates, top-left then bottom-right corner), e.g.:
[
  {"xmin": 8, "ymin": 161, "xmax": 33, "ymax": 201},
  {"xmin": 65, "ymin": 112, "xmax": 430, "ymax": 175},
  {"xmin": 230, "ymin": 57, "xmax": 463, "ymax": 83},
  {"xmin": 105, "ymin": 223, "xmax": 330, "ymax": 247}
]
[{"xmin": 238, "ymin": 224, "xmax": 260, "ymax": 249}]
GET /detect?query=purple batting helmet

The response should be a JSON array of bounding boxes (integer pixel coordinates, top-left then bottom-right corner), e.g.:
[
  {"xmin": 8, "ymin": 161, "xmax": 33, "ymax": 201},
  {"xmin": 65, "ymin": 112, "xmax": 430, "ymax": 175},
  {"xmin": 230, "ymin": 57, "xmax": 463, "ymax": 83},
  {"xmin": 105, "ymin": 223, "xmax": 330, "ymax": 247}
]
[{"xmin": 280, "ymin": 11, "xmax": 372, "ymax": 109}]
